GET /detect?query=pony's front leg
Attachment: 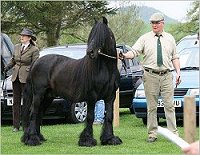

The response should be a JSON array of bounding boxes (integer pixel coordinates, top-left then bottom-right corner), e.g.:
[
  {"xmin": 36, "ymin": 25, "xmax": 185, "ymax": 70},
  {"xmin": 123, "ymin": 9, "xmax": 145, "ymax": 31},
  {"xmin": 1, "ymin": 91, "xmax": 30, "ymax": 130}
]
[
  {"xmin": 78, "ymin": 103, "xmax": 97, "ymax": 147},
  {"xmin": 100, "ymin": 98, "xmax": 122, "ymax": 145}
]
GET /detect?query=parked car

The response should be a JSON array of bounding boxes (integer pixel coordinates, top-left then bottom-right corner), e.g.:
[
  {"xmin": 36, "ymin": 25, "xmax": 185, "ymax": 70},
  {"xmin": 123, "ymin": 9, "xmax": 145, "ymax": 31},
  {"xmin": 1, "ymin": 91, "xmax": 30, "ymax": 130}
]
[
  {"xmin": 132, "ymin": 39, "xmax": 199, "ymax": 125},
  {"xmin": 176, "ymin": 34, "xmax": 199, "ymax": 54},
  {"xmin": 1, "ymin": 44, "xmax": 143, "ymax": 123},
  {"xmin": 1, "ymin": 33, "xmax": 14, "ymax": 79}
]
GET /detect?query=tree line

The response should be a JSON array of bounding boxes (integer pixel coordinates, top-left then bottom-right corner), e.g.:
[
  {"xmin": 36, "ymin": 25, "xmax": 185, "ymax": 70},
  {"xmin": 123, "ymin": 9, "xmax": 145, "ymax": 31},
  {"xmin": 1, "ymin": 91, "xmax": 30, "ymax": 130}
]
[{"xmin": 1, "ymin": 1, "xmax": 199, "ymax": 48}]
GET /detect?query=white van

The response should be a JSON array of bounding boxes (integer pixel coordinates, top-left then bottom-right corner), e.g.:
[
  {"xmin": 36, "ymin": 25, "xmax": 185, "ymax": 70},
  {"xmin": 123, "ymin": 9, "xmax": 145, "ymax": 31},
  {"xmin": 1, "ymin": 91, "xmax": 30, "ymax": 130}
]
[{"xmin": 176, "ymin": 34, "xmax": 199, "ymax": 53}]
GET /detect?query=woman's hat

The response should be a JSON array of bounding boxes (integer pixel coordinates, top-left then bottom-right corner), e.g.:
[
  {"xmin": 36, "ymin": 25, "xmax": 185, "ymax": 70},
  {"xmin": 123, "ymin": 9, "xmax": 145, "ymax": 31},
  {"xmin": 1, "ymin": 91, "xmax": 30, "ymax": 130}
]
[{"xmin": 20, "ymin": 28, "xmax": 36, "ymax": 41}]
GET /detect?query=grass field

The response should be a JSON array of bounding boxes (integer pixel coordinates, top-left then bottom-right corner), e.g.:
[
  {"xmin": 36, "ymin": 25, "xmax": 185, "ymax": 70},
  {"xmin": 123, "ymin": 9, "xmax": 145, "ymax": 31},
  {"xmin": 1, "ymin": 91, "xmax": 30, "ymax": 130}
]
[{"xmin": 1, "ymin": 109, "xmax": 199, "ymax": 154}]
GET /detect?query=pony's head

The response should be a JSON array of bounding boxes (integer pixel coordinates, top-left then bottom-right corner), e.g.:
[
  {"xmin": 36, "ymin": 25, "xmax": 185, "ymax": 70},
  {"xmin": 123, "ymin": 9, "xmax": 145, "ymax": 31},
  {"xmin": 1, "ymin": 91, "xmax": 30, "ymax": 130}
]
[{"xmin": 87, "ymin": 17, "xmax": 116, "ymax": 59}]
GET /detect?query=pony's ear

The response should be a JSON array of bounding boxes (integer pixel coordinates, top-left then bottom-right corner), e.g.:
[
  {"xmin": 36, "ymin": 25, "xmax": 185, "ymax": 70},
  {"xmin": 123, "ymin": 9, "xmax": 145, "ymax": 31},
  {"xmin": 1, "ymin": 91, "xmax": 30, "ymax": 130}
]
[{"xmin": 102, "ymin": 17, "xmax": 108, "ymax": 25}]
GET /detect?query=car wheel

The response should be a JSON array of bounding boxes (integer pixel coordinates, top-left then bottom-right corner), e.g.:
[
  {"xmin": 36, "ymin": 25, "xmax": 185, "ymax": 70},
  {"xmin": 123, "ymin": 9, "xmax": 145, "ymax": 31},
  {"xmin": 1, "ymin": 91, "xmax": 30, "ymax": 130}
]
[{"xmin": 66, "ymin": 102, "xmax": 87, "ymax": 123}]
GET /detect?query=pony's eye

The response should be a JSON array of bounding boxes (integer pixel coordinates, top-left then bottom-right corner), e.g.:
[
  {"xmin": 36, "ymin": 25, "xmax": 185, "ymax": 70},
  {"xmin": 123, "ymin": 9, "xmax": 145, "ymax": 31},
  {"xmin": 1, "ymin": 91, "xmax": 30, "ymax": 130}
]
[{"xmin": 98, "ymin": 49, "xmax": 101, "ymax": 53}]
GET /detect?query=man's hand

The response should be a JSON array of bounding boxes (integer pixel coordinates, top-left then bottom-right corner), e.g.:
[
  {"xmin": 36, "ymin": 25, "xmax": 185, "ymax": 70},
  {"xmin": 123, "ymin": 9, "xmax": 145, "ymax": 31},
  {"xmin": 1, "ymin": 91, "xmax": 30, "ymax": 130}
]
[
  {"xmin": 117, "ymin": 48, "xmax": 135, "ymax": 60},
  {"xmin": 123, "ymin": 51, "xmax": 135, "ymax": 59}
]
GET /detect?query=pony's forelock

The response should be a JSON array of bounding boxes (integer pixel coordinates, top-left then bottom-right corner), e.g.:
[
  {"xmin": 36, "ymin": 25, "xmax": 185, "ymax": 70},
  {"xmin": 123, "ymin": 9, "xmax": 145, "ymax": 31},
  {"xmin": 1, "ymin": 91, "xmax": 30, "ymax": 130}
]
[{"xmin": 102, "ymin": 17, "xmax": 108, "ymax": 25}]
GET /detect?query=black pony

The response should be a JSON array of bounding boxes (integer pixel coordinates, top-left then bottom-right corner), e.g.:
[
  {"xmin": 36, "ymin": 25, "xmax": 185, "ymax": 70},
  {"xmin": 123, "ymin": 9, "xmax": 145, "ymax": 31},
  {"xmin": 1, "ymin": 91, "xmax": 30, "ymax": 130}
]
[{"xmin": 21, "ymin": 17, "xmax": 122, "ymax": 147}]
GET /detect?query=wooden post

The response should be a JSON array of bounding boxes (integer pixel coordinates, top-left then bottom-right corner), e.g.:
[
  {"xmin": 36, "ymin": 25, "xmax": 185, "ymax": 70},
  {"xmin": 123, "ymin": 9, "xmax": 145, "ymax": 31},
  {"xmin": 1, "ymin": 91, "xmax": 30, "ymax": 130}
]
[
  {"xmin": 113, "ymin": 55, "xmax": 121, "ymax": 128},
  {"xmin": 113, "ymin": 88, "xmax": 119, "ymax": 127},
  {"xmin": 184, "ymin": 96, "xmax": 196, "ymax": 143}
]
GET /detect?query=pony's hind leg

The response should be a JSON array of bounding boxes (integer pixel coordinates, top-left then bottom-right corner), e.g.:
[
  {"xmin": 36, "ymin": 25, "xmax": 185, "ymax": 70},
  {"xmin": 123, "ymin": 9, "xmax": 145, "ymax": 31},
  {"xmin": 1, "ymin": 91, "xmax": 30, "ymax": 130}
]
[
  {"xmin": 78, "ymin": 102, "xmax": 97, "ymax": 147},
  {"xmin": 36, "ymin": 111, "xmax": 46, "ymax": 142},
  {"xmin": 37, "ymin": 97, "xmax": 54, "ymax": 142},
  {"xmin": 24, "ymin": 95, "xmax": 43, "ymax": 146},
  {"xmin": 100, "ymin": 99, "xmax": 122, "ymax": 145}
]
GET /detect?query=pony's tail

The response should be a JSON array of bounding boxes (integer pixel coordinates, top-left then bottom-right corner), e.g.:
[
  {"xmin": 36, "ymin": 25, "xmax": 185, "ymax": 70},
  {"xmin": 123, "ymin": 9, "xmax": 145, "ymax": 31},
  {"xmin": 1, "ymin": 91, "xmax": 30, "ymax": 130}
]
[{"xmin": 21, "ymin": 74, "xmax": 33, "ymax": 130}]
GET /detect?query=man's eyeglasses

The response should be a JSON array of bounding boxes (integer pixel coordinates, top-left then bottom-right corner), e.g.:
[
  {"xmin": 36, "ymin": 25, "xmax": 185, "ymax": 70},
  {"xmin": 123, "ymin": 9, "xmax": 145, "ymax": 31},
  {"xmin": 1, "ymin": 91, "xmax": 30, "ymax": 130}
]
[{"xmin": 150, "ymin": 21, "xmax": 163, "ymax": 25}]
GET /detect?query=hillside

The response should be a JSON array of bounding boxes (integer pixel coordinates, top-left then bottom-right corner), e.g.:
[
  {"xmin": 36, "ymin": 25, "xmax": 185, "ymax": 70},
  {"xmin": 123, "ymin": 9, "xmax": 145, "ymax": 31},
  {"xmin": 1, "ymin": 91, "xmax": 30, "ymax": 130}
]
[
  {"xmin": 138, "ymin": 6, "xmax": 178, "ymax": 23},
  {"xmin": 119, "ymin": 5, "xmax": 178, "ymax": 23}
]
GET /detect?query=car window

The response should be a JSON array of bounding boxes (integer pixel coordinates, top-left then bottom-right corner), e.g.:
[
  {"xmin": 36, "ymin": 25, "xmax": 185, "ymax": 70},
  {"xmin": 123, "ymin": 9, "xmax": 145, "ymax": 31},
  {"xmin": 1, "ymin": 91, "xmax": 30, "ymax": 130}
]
[
  {"xmin": 176, "ymin": 36, "xmax": 199, "ymax": 53},
  {"xmin": 40, "ymin": 46, "xmax": 87, "ymax": 59},
  {"xmin": 1, "ymin": 33, "xmax": 14, "ymax": 62},
  {"xmin": 1, "ymin": 41, "xmax": 11, "ymax": 57},
  {"xmin": 116, "ymin": 45, "xmax": 124, "ymax": 52},
  {"xmin": 179, "ymin": 47, "xmax": 199, "ymax": 68}
]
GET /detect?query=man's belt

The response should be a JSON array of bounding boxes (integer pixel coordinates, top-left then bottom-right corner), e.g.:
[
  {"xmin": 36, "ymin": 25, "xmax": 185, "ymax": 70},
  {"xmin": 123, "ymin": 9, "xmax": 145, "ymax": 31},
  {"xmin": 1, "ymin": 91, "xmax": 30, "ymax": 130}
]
[
  {"xmin": 16, "ymin": 63, "xmax": 31, "ymax": 66},
  {"xmin": 144, "ymin": 68, "xmax": 170, "ymax": 76}
]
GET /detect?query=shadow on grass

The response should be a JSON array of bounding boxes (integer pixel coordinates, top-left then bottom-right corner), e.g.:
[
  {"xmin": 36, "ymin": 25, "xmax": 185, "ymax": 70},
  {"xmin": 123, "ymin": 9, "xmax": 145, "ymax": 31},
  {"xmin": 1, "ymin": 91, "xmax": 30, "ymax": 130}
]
[
  {"xmin": 1, "ymin": 118, "xmax": 68, "ymax": 127},
  {"xmin": 119, "ymin": 108, "xmax": 131, "ymax": 116},
  {"xmin": 158, "ymin": 118, "xmax": 184, "ymax": 127}
]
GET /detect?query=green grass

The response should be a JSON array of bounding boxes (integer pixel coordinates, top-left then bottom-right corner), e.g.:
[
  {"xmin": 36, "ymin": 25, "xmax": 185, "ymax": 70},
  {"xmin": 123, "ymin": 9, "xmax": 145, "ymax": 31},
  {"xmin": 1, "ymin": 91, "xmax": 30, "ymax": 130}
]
[{"xmin": 1, "ymin": 109, "xmax": 199, "ymax": 154}]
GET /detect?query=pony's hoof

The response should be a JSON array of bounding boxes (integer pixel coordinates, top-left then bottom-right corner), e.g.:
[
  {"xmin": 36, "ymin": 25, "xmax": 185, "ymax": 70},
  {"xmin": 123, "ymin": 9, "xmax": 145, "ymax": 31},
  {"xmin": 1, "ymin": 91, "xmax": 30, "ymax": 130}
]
[
  {"xmin": 21, "ymin": 134, "xmax": 26, "ymax": 143},
  {"xmin": 101, "ymin": 136, "xmax": 122, "ymax": 145},
  {"xmin": 24, "ymin": 135, "xmax": 42, "ymax": 146},
  {"xmin": 38, "ymin": 133, "xmax": 46, "ymax": 142},
  {"xmin": 78, "ymin": 138, "xmax": 97, "ymax": 147}
]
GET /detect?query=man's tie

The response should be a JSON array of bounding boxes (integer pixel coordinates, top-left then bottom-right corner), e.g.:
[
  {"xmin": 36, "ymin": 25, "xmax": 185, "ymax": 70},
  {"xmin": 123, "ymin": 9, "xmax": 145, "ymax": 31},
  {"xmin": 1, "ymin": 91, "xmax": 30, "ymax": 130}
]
[{"xmin": 156, "ymin": 35, "xmax": 163, "ymax": 67}]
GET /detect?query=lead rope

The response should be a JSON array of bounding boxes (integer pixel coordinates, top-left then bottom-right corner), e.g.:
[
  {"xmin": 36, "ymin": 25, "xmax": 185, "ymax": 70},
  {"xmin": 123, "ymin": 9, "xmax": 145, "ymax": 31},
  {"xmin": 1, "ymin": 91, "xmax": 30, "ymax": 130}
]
[
  {"xmin": 98, "ymin": 49, "xmax": 128, "ymax": 76},
  {"xmin": 98, "ymin": 49, "xmax": 117, "ymax": 59}
]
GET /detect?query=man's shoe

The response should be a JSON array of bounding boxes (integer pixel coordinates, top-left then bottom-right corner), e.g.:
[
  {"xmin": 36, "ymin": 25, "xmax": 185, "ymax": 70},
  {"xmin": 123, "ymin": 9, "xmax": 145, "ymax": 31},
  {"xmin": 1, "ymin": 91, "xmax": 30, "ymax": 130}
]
[
  {"xmin": 147, "ymin": 137, "xmax": 157, "ymax": 143},
  {"xmin": 13, "ymin": 128, "xmax": 19, "ymax": 132}
]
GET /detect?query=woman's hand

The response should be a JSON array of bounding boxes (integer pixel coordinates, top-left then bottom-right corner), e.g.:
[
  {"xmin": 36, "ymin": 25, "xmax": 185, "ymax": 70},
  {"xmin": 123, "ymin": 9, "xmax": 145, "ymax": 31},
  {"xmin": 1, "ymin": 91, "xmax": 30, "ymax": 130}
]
[{"xmin": 4, "ymin": 66, "xmax": 9, "ymax": 72}]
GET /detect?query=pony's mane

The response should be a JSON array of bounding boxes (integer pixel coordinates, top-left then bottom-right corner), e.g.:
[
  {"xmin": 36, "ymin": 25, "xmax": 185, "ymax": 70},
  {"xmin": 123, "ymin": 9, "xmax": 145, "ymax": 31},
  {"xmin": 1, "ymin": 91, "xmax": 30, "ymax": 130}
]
[
  {"xmin": 87, "ymin": 21, "xmax": 107, "ymax": 49},
  {"xmin": 87, "ymin": 19, "xmax": 116, "ymax": 59}
]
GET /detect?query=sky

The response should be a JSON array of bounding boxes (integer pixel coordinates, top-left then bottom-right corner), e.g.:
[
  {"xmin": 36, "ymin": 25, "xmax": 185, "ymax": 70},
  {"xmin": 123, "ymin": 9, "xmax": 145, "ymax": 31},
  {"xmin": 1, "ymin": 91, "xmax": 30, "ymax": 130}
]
[{"xmin": 108, "ymin": 1, "xmax": 194, "ymax": 22}]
